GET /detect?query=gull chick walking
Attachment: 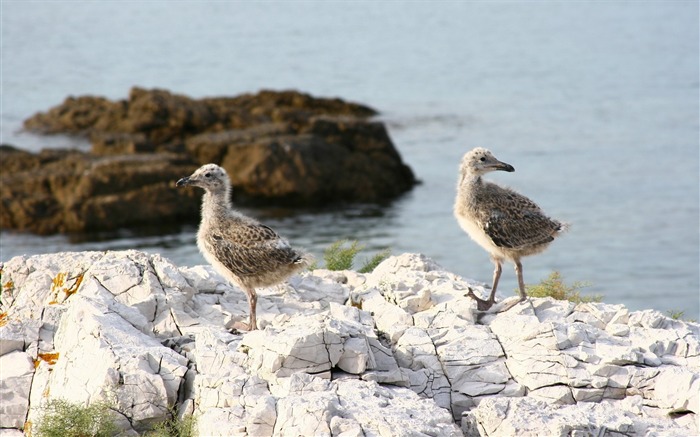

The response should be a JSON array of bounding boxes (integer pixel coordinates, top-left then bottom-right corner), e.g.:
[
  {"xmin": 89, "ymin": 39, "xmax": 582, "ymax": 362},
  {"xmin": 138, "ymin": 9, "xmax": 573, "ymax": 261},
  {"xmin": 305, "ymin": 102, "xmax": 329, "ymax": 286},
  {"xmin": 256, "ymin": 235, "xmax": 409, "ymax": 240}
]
[
  {"xmin": 177, "ymin": 164, "xmax": 311, "ymax": 330},
  {"xmin": 454, "ymin": 148, "xmax": 567, "ymax": 311}
]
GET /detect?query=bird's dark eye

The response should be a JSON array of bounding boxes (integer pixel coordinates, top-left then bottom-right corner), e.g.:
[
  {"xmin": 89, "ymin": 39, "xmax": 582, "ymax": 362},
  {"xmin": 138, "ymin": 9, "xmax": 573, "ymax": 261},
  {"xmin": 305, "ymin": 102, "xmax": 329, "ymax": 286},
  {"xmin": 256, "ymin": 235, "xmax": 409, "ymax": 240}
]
[
  {"xmin": 205, "ymin": 172, "xmax": 211, "ymax": 178},
  {"xmin": 480, "ymin": 157, "xmax": 486, "ymax": 162}
]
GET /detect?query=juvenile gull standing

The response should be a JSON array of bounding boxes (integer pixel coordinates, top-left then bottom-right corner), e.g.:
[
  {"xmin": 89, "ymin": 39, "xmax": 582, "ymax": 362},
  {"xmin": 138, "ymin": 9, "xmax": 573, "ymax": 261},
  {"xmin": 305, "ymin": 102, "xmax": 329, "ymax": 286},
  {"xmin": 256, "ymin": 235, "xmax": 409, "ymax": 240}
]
[
  {"xmin": 177, "ymin": 164, "xmax": 312, "ymax": 330},
  {"xmin": 454, "ymin": 148, "xmax": 567, "ymax": 311}
]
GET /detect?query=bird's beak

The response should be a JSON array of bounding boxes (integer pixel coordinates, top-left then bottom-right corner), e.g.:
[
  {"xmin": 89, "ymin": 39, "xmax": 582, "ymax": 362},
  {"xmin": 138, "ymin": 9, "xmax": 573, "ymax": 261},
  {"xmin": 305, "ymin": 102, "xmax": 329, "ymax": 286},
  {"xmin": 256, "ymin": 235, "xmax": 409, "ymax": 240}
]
[
  {"xmin": 494, "ymin": 161, "xmax": 515, "ymax": 172},
  {"xmin": 176, "ymin": 176, "xmax": 191, "ymax": 187}
]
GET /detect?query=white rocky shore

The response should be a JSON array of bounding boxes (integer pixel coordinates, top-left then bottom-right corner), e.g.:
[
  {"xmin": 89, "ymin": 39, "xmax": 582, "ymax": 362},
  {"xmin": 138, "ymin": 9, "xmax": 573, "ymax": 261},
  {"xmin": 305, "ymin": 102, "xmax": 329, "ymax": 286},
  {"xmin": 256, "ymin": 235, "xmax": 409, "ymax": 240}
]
[{"xmin": 0, "ymin": 250, "xmax": 698, "ymax": 436}]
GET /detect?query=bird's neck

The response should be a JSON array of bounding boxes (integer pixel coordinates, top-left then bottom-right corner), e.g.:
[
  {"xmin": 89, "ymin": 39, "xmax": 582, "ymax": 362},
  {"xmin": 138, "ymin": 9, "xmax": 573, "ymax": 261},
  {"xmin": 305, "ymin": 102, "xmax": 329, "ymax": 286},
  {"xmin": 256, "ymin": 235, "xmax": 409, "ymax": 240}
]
[
  {"xmin": 457, "ymin": 173, "xmax": 486, "ymax": 211},
  {"xmin": 458, "ymin": 172, "xmax": 483, "ymax": 192},
  {"xmin": 202, "ymin": 188, "xmax": 232, "ymax": 221}
]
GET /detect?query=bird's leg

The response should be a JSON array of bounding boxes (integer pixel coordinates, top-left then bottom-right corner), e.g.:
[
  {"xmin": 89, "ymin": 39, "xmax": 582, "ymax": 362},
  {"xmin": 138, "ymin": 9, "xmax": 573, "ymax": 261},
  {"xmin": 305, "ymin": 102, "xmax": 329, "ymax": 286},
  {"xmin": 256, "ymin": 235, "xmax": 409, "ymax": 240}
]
[
  {"xmin": 487, "ymin": 259, "xmax": 503, "ymax": 304},
  {"xmin": 247, "ymin": 288, "xmax": 258, "ymax": 330},
  {"xmin": 514, "ymin": 260, "xmax": 528, "ymax": 303},
  {"xmin": 467, "ymin": 258, "xmax": 502, "ymax": 311},
  {"xmin": 232, "ymin": 287, "xmax": 258, "ymax": 331}
]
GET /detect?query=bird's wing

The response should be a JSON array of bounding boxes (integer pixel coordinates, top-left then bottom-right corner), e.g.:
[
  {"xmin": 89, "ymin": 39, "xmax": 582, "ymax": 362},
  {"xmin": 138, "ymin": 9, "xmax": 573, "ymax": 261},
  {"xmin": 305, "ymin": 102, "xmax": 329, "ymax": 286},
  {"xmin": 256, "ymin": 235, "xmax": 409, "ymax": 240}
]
[
  {"xmin": 481, "ymin": 190, "xmax": 562, "ymax": 250},
  {"xmin": 220, "ymin": 223, "xmax": 284, "ymax": 247},
  {"xmin": 209, "ymin": 223, "xmax": 301, "ymax": 278}
]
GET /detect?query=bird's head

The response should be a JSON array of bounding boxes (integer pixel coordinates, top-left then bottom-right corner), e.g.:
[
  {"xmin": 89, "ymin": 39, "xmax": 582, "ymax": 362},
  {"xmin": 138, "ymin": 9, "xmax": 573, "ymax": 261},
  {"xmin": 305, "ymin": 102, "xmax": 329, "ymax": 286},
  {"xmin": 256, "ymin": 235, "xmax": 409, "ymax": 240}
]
[
  {"xmin": 176, "ymin": 163, "xmax": 230, "ymax": 193},
  {"xmin": 460, "ymin": 147, "xmax": 515, "ymax": 176}
]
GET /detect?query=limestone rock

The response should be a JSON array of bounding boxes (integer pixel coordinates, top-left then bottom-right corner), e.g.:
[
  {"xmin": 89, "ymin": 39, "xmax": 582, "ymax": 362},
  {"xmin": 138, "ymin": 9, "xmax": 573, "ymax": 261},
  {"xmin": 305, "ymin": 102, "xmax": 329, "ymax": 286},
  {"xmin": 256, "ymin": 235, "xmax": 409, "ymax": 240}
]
[
  {"xmin": 241, "ymin": 316, "xmax": 344, "ymax": 379},
  {"xmin": 0, "ymin": 351, "xmax": 34, "ymax": 429},
  {"xmin": 0, "ymin": 250, "xmax": 697, "ymax": 436},
  {"xmin": 464, "ymin": 396, "xmax": 694, "ymax": 437}
]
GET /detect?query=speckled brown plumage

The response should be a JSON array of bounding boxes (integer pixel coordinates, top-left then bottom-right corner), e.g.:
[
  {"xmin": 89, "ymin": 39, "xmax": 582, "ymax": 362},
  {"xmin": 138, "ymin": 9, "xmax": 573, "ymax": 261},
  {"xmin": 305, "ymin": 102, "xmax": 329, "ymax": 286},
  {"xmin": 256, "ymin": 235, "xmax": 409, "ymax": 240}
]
[
  {"xmin": 454, "ymin": 148, "xmax": 567, "ymax": 311},
  {"xmin": 177, "ymin": 163, "xmax": 311, "ymax": 330}
]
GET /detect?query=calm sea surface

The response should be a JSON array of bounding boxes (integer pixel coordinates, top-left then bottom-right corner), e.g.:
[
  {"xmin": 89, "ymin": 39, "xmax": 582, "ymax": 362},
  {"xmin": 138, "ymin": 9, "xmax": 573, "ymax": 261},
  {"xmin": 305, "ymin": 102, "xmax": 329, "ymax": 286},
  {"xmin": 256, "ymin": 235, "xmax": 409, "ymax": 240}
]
[{"xmin": 1, "ymin": 2, "xmax": 698, "ymax": 316}]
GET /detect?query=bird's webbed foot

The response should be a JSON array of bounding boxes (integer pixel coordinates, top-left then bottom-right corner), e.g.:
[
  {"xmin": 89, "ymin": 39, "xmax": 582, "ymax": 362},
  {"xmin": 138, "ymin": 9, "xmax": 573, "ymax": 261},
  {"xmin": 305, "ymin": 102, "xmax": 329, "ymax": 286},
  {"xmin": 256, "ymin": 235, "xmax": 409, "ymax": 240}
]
[
  {"xmin": 466, "ymin": 289, "xmax": 496, "ymax": 311},
  {"xmin": 230, "ymin": 320, "xmax": 256, "ymax": 332},
  {"xmin": 466, "ymin": 289, "xmax": 529, "ymax": 313}
]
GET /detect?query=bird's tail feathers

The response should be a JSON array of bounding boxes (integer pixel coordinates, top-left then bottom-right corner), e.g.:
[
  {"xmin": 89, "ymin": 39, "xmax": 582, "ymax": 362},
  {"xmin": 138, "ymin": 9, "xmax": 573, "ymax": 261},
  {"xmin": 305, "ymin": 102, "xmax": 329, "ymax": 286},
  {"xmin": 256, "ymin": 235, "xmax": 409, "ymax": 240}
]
[{"xmin": 558, "ymin": 221, "xmax": 572, "ymax": 233}]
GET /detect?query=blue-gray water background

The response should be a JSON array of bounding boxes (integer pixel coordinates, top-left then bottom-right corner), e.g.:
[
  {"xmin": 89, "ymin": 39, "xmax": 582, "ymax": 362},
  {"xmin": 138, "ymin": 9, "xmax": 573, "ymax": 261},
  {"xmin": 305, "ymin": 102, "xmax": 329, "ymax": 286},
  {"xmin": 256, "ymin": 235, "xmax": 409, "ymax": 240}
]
[{"xmin": 2, "ymin": 1, "xmax": 698, "ymax": 317}]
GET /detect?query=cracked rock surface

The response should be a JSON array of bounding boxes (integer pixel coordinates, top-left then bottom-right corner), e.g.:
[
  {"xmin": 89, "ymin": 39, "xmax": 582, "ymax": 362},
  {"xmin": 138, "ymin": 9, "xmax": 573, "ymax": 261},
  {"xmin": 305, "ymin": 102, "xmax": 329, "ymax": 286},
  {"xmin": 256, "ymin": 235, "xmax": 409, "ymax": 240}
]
[{"xmin": 0, "ymin": 251, "xmax": 697, "ymax": 436}]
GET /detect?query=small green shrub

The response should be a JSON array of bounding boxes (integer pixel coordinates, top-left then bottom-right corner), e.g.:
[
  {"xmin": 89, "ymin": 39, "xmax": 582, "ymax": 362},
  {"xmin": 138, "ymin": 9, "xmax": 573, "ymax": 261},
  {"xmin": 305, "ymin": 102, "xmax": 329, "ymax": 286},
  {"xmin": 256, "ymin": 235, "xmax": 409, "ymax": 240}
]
[
  {"xmin": 145, "ymin": 411, "xmax": 198, "ymax": 437},
  {"xmin": 358, "ymin": 249, "xmax": 391, "ymax": 274},
  {"xmin": 667, "ymin": 310, "xmax": 685, "ymax": 320},
  {"xmin": 34, "ymin": 399, "xmax": 117, "ymax": 437},
  {"xmin": 322, "ymin": 240, "xmax": 391, "ymax": 272},
  {"xmin": 324, "ymin": 240, "xmax": 363, "ymax": 271},
  {"xmin": 523, "ymin": 271, "xmax": 601, "ymax": 304},
  {"xmin": 667, "ymin": 310, "xmax": 697, "ymax": 323}
]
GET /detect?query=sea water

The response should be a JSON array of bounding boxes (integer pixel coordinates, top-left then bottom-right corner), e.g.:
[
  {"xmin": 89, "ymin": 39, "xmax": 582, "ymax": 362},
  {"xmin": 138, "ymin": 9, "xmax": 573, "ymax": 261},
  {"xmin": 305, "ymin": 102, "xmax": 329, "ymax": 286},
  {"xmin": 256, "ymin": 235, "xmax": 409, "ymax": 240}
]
[{"xmin": 1, "ymin": 1, "xmax": 698, "ymax": 316}]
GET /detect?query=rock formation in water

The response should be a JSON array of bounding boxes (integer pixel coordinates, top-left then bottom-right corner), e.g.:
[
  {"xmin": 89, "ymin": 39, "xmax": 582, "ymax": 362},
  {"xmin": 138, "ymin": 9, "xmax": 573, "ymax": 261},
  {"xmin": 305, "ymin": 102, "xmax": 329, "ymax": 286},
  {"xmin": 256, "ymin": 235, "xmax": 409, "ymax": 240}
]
[
  {"xmin": 2, "ymin": 88, "xmax": 416, "ymax": 234},
  {"xmin": 17, "ymin": 86, "xmax": 411, "ymax": 205},
  {"xmin": 0, "ymin": 251, "xmax": 697, "ymax": 436},
  {"xmin": 0, "ymin": 145, "xmax": 200, "ymax": 234}
]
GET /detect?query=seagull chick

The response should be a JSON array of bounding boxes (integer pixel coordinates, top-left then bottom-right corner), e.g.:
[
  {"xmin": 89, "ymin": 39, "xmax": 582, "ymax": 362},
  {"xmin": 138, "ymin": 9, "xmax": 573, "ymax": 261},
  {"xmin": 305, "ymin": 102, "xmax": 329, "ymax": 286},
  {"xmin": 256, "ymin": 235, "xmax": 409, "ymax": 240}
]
[
  {"xmin": 454, "ymin": 148, "xmax": 567, "ymax": 311},
  {"xmin": 177, "ymin": 163, "xmax": 312, "ymax": 330}
]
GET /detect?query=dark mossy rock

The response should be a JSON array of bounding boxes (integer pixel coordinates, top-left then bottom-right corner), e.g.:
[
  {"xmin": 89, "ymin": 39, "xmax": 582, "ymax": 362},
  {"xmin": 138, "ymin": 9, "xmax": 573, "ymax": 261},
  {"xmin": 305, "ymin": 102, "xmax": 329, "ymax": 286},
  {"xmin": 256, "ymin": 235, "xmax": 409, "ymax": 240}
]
[
  {"xmin": 23, "ymin": 87, "xmax": 378, "ymax": 148},
  {"xmin": 1, "ymin": 148, "xmax": 199, "ymax": 234},
  {"xmin": 12, "ymin": 88, "xmax": 416, "ymax": 234},
  {"xmin": 184, "ymin": 116, "xmax": 415, "ymax": 204}
]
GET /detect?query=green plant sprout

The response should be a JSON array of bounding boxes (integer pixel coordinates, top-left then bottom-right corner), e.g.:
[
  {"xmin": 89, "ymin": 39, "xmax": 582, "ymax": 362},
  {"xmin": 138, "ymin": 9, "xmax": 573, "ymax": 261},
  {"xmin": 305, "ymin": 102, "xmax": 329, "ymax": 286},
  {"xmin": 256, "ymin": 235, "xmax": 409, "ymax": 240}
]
[{"xmin": 522, "ymin": 271, "xmax": 601, "ymax": 304}]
